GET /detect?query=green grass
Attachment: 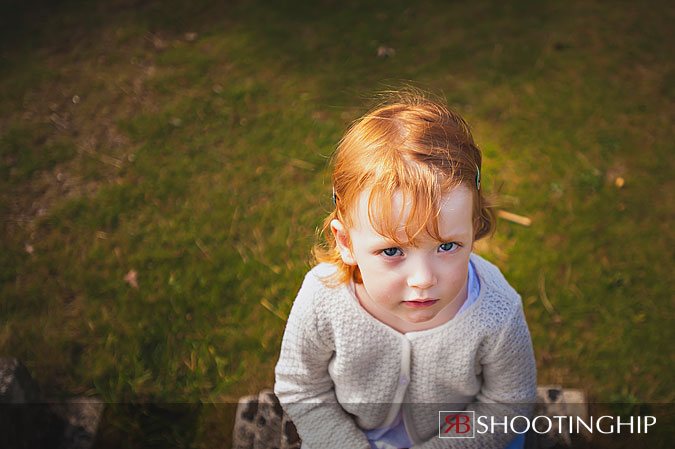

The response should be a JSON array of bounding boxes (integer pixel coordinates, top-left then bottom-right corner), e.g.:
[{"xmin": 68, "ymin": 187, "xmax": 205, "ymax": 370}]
[
  {"xmin": 0, "ymin": 123, "xmax": 77, "ymax": 184},
  {"xmin": 1, "ymin": 0, "xmax": 673, "ymax": 446}
]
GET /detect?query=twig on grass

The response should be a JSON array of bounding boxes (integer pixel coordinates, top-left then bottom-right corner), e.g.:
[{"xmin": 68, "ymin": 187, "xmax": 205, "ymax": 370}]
[
  {"xmin": 538, "ymin": 272, "xmax": 561, "ymax": 323},
  {"xmin": 195, "ymin": 238, "xmax": 211, "ymax": 261},
  {"xmin": 80, "ymin": 141, "xmax": 124, "ymax": 168},
  {"xmin": 260, "ymin": 298, "xmax": 287, "ymax": 321},
  {"xmin": 498, "ymin": 210, "xmax": 532, "ymax": 226},
  {"xmin": 228, "ymin": 206, "xmax": 240, "ymax": 239}
]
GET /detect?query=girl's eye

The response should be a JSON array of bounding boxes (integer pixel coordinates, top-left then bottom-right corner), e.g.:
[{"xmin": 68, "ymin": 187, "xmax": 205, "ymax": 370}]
[
  {"xmin": 439, "ymin": 242, "xmax": 458, "ymax": 252},
  {"xmin": 381, "ymin": 247, "xmax": 401, "ymax": 257}
]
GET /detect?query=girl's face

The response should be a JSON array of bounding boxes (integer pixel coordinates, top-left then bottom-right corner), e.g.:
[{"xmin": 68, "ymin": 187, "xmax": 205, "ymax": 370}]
[{"xmin": 332, "ymin": 185, "xmax": 474, "ymax": 325}]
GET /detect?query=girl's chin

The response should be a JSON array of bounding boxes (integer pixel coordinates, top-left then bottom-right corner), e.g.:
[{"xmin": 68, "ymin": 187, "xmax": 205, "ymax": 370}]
[{"xmin": 401, "ymin": 309, "xmax": 437, "ymax": 323}]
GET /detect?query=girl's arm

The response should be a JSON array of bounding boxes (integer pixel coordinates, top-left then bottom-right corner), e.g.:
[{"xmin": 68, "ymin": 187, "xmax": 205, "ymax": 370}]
[
  {"xmin": 274, "ymin": 272, "xmax": 372, "ymax": 449},
  {"xmin": 412, "ymin": 302, "xmax": 537, "ymax": 449}
]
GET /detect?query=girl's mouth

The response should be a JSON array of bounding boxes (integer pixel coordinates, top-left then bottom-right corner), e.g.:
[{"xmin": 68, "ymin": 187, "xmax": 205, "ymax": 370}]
[{"xmin": 403, "ymin": 299, "xmax": 439, "ymax": 308}]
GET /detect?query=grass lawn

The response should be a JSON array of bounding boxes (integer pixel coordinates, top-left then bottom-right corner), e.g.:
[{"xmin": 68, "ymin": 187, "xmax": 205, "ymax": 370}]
[{"xmin": 1, "ymin": 0, "xmax": 673, "ymax": 446}]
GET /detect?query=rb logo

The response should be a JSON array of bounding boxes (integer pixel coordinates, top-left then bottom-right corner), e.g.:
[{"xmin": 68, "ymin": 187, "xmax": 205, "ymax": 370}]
[{"xmin": 439, "ymin": 411, "xmax": 475, "ymax": 438}]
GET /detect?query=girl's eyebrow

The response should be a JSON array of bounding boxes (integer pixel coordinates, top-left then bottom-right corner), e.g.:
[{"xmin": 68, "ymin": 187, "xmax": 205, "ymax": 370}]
[
  {"xmin": 439, "ymin": 232, "xmax": 472, "ymax": 241},
  {"xmin": 371, "ymin": 237, "xmax": 400, "ymax": 247},
  {"xmin": 372, "ymin": 231, "xmax": 472, "ymax": 246}
]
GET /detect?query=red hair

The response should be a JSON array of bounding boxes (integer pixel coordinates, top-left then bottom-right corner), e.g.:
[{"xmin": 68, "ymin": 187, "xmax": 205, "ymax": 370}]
[{"xmin": 314, "ymin": 93, "xmax": 496, "ymax": 284}]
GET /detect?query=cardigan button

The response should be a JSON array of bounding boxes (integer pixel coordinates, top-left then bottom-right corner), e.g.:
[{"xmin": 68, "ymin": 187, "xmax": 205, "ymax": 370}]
[{"xmin": 399, "ymin": 376, "xmax": 409, "ymax": 386}]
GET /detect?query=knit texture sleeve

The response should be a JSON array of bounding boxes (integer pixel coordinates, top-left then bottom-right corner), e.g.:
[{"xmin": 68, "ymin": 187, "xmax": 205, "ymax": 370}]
[
  {"xmin": 478, "ymin": 301, "xmax": 537, "ymax": 404},
  {"xmin": 412, "ymin": 297, "xmax": 537, "ymax": 449},
  {"xmin": 274, "ymin": 268, "xmax": 371, "ymax": 449}
]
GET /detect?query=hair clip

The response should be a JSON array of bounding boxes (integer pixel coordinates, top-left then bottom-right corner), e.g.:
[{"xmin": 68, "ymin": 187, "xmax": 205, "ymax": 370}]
[
  {"xmin": 475, "ymin": 164, "xmax": 481, "ymax": 190},
  {"xmin": 332, "ymin": 186, "xmax": 337, "ymax": 205}
]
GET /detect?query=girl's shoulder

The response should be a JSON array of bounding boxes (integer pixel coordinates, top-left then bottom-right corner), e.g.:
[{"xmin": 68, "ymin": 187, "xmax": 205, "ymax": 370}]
[
  {"xmin": 286, "ymin": 264, "xmax": 357, "ymax": 345},
  {"xmin": 469, "ymin": 253, "xmax": 524, "ymax": 326},
  {"xmin": 301, "ymin": 262, "xmax": 343, "ymax": 292},
  {"xmin": 470, "ymin": 253, "xmax": 520, "ymax": 300},
  {"xmin": 292, "ymin": 263, "xmax": 351, "ymax": 310},
  {"xmin": 307, "ymin": 262, "xmax": 341, "ymax": 280}
]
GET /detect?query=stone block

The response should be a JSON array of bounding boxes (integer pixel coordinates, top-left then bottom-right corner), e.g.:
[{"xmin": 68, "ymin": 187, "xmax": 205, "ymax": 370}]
[
  {"xmin": 232, "ymin": 389, "xmax": 300, "ymax": 449},
  {"xmin": 0, "ymin": 358, "xmax": 41, "ymax": 403},
  {"xmin": 0, "ymin": 358, "xmax": 103, "ymax": 449},
  {"xmin": 527, "ymin": 385, "xmax": 590, "ymax": 449}
]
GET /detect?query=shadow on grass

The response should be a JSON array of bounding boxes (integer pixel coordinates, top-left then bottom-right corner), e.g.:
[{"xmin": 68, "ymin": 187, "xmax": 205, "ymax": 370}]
[{"xmin": 93, "ymin": 402, "xmax": 236, "ymax": 449}]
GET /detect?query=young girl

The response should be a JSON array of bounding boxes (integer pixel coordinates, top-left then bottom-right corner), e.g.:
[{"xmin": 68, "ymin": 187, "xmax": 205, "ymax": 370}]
[{"xmin": 275, "ymin": 93, "xmax": 537, "ymax": 449}]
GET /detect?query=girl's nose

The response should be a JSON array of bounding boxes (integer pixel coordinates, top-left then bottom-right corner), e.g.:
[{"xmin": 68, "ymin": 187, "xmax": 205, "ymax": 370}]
[{"xmin": 407, "ymin": 260, "xmax": 436, "ymax": 290}]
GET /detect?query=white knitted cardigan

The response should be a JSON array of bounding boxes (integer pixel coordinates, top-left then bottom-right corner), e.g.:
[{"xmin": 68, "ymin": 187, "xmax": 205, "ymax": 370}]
[{"xmin": 275, "ymin": 253, "xmax": 537, "ymax": 449}]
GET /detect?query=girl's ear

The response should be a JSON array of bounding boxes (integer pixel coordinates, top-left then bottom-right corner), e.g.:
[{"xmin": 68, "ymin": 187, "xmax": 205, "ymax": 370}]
[{"xmin": 330, "ymin": 219, "xmax": 357, "ymax": 266}]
